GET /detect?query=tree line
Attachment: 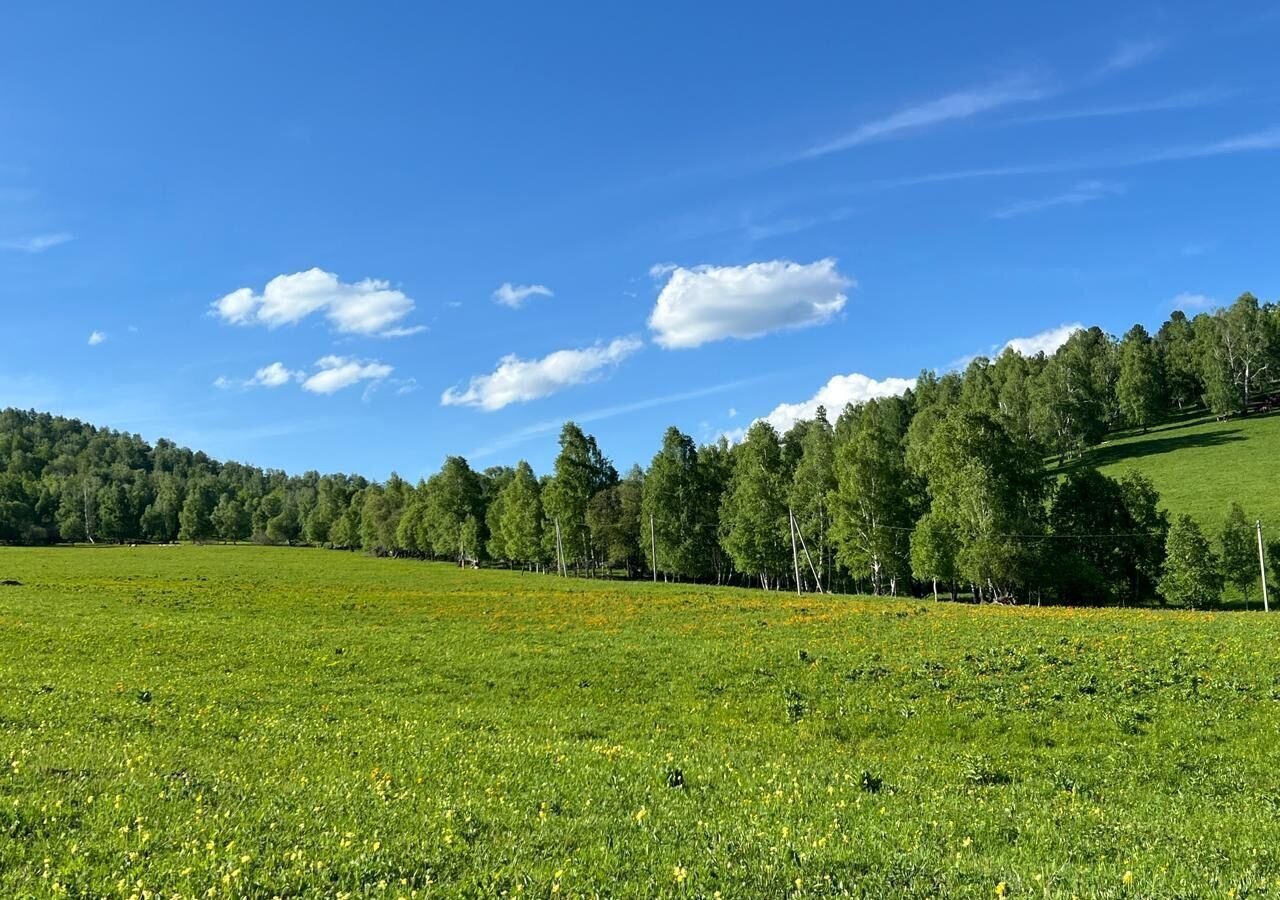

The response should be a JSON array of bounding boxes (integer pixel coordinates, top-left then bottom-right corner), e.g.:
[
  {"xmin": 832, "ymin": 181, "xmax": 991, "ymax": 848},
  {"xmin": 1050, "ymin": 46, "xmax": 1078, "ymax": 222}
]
[{"xmin": 2, "ymin": 293, "xmax": 1278, "ymax": 607}]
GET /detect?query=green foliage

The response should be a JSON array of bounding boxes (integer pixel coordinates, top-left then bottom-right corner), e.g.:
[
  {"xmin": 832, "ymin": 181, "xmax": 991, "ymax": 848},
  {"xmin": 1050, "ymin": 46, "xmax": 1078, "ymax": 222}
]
[
  {"xmin": 588, "ymin": 466, "xmax": 643, "ymax": 574},
  {"xmin": 919, "ymin": 410, "xmax": 1045, "ymax": 600},
  {"xmin": 719, "ymin": 421, "xmax": 788, "ymax": 585},
  {"xmin": 499, "ymin": 461, "xmax": 544, "ymax": 568},
  {"xmin": 1116, "ymin": 323, "xmax": 1164, "ymax": 431},
  {"xmin": 1031, "ymin": 328, "xmax": 1110, "ymax": 457},
  {"xmin": 641, "ymin": 428, "xmax": 714, "ymax": 580},
  {"xmin": 542, "ymin": 423, "xmax": 617, "ymax": 568},
  {"xmin": 178, "ymin": 478, "xmax": 217, "ymax": 542},
  {"xmin": 1159, "ymin": 514, "xmax": 1223, "ymax": 608},
  {"xmin": 1156, "ymin": 311, "xmax": 1201, "ymax": 412},
  {"xmin": 909, "ymin": 510, "xmax": 958, "ymax": 599},
  {"xmin": 1219, "ymin": 503, "xmax": 1257, "ymax": 601},
  {"xmin": 788, "ymin": 408, "xmax": 836, "ymax": 591},
  {"xmin": 831, "ymin": 400, "xmax": 914, "ymax": 594}
]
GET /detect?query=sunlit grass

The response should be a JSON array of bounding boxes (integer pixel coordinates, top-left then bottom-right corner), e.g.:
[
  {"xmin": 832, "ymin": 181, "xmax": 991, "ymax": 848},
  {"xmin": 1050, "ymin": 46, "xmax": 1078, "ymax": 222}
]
[
  {"xmin": 1079, "ymin": 409, "xmax": 1280, "ymax": 530},
  {"xmin": 3, "ymin": 545, "xmax": 1280, "ymax": 897}
]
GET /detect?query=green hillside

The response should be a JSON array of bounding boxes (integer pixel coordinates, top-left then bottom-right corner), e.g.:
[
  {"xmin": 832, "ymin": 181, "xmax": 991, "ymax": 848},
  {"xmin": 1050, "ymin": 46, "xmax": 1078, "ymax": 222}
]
[{"xmin": 1072, "ymin": 410, "xmax": 1280, "ymax": 532}]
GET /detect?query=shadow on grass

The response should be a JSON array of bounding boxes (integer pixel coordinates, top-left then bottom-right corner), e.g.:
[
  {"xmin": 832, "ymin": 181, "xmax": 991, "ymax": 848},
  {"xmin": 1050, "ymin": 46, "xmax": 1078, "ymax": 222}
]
[{"xmin": 1061, "ymin": 428, "xmax": 1247, "ymax": 472}]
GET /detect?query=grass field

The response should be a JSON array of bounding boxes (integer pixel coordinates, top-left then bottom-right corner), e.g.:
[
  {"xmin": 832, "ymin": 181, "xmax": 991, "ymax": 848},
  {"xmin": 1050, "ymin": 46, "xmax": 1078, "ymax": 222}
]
[
  {"xmin": 1074, "ymin": 409, "xmax": 1280, "ymax": 532},
  {"xmin": 4, "ymin": 546, "xmax": 1280, "ymax": 898}
]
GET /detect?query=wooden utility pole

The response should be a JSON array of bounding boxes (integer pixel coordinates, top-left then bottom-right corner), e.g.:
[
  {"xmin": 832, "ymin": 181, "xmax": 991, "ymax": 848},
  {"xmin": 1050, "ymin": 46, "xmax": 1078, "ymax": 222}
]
[
  {"xmin": 554, "ymin": 517, "xmax": 566, "ymax": 577},
  {"xmin": 793, "ymin": 513, "xmax": 823, "ymax": 593},
  {"xmin": 788, "ymin": 507, "xmax": 802, "ymax": 596},
  {"xmin": 1259, "ymin": 520, "xmax": 1270, "ymax": 613},
  {"xmin": 649, "ymin": 514, "xmax": 658, "ymax": 583}
]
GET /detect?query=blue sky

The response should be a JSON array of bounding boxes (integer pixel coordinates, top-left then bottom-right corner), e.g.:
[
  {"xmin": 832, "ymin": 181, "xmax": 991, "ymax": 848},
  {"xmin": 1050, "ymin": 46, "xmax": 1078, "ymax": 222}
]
[{"xmin": 2, "ymin": 2, "xmax": 1279, "ymax": 479}]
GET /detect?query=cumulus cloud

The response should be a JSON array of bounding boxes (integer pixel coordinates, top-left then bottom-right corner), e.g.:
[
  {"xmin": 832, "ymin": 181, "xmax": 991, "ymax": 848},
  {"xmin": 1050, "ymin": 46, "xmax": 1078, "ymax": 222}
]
[
  {"xmin": 87, "ymin": 330, "xmax": 106, "ymax": 346},
  {"xmin": 249, "ymin": 362, "xmax": 302, "ymax": 387},
  {"xmin": 209, "ymin": 268, "xmax": 418, "ymax": 336},
  {"xmin": 759, "ymin": 372, "xmax": 917, "ymax": 434},
  {"xmin": 649, "ymin": 258, "xmax": 852, "ymax": 349},
  {"xmin": 1002, "ymin": 322, "xmax": 1084, "ymax": 357},
  {"xmin": 1, "ymin": 232, "xmax": 73, "ymax": 253},
  {"xmin": 441, "ymin": 337, "xmax": 643, "ymax": 411},
  {"xmin": 493, "ymin": 282, "xmax": 553, "ymax": 309},
  {"xmin": 301, "ymin": 355, "xmax": 394, "ymax": 395},
  {"xmin": 214, "ymin": 357, "xmax": 390, "ymax": 394}
]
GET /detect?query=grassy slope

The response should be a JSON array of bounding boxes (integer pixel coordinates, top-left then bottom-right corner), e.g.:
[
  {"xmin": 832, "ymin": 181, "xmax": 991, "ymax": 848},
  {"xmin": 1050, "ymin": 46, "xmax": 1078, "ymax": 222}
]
[
  {"xmin": 3, "ymin": 545, "xmax": 1280, "ymax": 898},
  {"xmin": 1071, "ymin": 409, "xmax": 1280, "ymax": 531}
]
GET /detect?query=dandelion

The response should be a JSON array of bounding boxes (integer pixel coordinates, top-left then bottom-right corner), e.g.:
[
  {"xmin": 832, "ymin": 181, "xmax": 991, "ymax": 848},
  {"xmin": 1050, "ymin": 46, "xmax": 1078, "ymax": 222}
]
[
  {"xmin": 995, "ymin": 882, "xmax": 1007, "ymax": 898},
  {"xmin": 635, "ymin": 807, "xmax": 648, "ymax": 823},
  {"xmin": 673, "ymin": 865, "xmax": 687, "ymax": 884},
  {"xmin": 1123, "ymin": 871, "xmax": 1134, "ymax": 886}
]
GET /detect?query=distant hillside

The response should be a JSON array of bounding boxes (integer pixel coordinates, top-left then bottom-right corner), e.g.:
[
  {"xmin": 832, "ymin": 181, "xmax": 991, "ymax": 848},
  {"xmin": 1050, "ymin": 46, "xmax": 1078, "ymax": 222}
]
[{"xmin": 1072, "ymin": 410, "xmax": 1280, "ymax": 533}]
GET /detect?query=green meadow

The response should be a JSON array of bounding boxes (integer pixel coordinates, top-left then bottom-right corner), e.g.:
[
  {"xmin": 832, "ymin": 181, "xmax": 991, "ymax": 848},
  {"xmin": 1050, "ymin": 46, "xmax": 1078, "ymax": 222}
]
[
  {"xmin": 1076, "ymin": 410, "xmax": 1280, "ymax": 530},
  {"xmin": 4, "ymin": 545, "xmax": 1280, "ymax": 898}
]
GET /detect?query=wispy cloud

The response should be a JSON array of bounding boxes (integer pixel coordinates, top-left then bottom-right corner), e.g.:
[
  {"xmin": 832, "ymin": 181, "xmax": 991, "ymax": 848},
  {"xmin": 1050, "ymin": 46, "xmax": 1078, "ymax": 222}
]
[
  {"xmin": 1, "ymin": 232, "xmax": 73, "ymax": 253},
  {"xmin": 1097, "ymin": 38, "xmax": 1167, "ymax": 76},
  {"xmin": 1015, "ymin": 88, "xmax": 1227, "ymax": 124},
  {"xmin": 992, "ymin": 180, "xmax": 1125, "ymax": 219},
  {"xmin": 87, "ymin": 330, "xmax": 107, "ymax": 347},
  {"xmin": 799, "ymin": 75, "xmax": 1047, "ymax": 159},
  {"xmin": 467, "ymin": 375, "xmax": 768, "ymax": 459},
  {"xmin": 1170, "ymin": 292, "xmax": 1215, "ymax": 311},
  {"xmin": 841, "ymin": 126, "xmax": 1280, "ymax": 195}
]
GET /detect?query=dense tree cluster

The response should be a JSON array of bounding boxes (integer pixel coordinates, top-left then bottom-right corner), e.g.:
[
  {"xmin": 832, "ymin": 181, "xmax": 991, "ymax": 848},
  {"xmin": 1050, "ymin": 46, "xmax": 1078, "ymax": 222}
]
[{"xmin": 2, "ymin": 294, "xmax": 1278, "ymax": 606}]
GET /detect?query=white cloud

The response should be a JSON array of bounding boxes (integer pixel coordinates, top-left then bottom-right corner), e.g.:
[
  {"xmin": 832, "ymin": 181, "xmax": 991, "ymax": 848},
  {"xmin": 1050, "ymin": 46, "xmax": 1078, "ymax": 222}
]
[
  {"xmin": 493, "ymin": 282, "xmax": 553, "ymax": 309},
  {"xmin": 1171, "ymin": 292, "xmax": 1215, "ymax": 311},
  {"xmin": 759, "ymin": 372, "xmax": 917, "ymax": 434},
  {"xmin": 727, "ymin": 407, "xmax": 738, "ymax": 418},
  {"xmin": 302, "ymin": 356, "xmax": 394, "ymax": 395},
  {"xmin": 1098, "ymin": 39, "xmax": 1166, "ymax": 75},
  {"xmin": 1, "ymin": 232, "xmax": 73, "ymax": 253},
  {"xmin": 379, "ymin": 324, "xmax": 429, "ymax": 338},
  {"xmin": 649, "ymin": 258, "xmax": 851, "ymax": 349},
  {"xmin": 87, "ymin": 330, "xmax": 106, "ymax": 346},
  {"xmin": 209, "ymin": 268, "xmax": 417, "ymax": 336},
  {"xmin": 648, "ymin": 262, "xmax": 678, "ymax": 279},
  {"xmin": 992, "ymin": 180, "xmax": 1125, "ymax": 219},
  {"xmin": 1015, "ymin": 89, "xmax": 1224, "ymax": 124},
  {"xmin": 250, "ymin": 362, "xmax": 302, "ymax": 387},
  {"xmin": 1002, "ymin": 322, "xmax": 1084, "ymax": 357},
  {"xmin": 215, "ymin": 357, "xmax": 390, "ymax": 394},
  {"xmin": 801, "ymin": 76, "xmax": 1045, "ymax": 158},
  {"xmin": 441, "ymin": 337, "xmax": 643, "ymax": 411}
]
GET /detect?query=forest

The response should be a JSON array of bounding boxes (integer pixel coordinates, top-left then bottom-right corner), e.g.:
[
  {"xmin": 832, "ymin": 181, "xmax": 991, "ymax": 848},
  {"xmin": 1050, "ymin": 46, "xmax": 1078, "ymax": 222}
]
[{"xmin": 2, "ymin": 293, "xmax": 1278, "ymax": 606}]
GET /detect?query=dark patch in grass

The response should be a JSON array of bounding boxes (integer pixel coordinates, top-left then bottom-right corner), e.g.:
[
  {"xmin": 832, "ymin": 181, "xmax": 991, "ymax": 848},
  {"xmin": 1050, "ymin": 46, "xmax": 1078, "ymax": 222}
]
[
  {"xmin": 962, "ymin": 756, "xmax": 1012, "ymax": 786},
  {"xmin": 859, "ymin": 770, "xmax": 883, "ymax": 793},
  {"xmin": 0, "ymin": 579, "xmax": 22, "ymax": 586},
  {"xmin": 783, "ymin": 686, "xmax": 809, "ymax": 723}
]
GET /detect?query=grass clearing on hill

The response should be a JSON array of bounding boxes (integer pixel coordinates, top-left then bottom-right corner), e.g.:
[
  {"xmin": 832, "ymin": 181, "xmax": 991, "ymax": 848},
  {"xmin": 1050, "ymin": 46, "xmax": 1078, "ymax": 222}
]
[
  {"xmin": 1073, "ymin": 409, "xmax": 1280, "ymax": 531},
  {"xmin": 3, "ymin": 545, "xmax": 1280, "ymax": 898}
]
